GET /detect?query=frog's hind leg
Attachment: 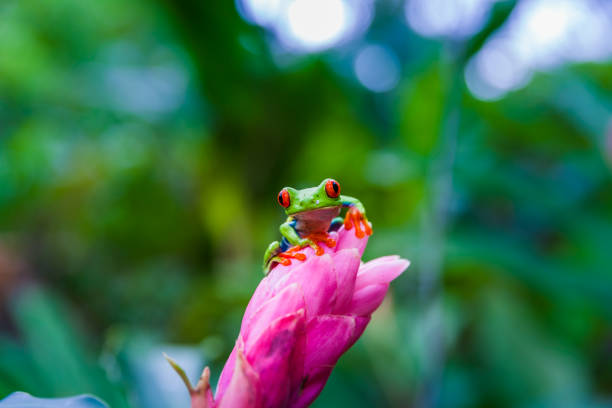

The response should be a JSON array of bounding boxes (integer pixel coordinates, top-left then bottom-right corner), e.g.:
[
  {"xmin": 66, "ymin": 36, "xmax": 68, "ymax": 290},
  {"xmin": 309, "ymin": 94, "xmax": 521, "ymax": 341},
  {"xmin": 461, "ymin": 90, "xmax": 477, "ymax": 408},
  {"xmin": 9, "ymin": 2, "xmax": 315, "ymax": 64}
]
[
  {"xmin": 329, "ymin": 216, "xmax": 343, "ymax": 232},
  {"xmin": 263, "ymin": 241, "xmax": 282, "ymax": 274}
]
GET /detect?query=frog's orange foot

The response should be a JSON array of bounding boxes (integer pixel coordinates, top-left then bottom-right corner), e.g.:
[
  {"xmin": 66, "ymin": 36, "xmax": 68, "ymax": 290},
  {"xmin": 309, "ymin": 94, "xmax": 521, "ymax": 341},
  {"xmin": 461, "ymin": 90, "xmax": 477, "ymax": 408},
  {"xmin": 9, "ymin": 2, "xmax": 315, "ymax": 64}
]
[
  {"xmin": 322, "ymin": 235, "xmax": 337, "ymax": 248},
  {"xmin": 277, "ymin": 245, "xmax": 307, "ymax": 266},
  {"xmin": 276, "ymin": 257, "xmax": 292, "ymax": 266},
  {"xmin": 305, "ymin": 232, "xmax": 337, "ymax": 255},
  {"xmin": 343, "ymin": 207, "xmax": 373, "ymax": 239}
]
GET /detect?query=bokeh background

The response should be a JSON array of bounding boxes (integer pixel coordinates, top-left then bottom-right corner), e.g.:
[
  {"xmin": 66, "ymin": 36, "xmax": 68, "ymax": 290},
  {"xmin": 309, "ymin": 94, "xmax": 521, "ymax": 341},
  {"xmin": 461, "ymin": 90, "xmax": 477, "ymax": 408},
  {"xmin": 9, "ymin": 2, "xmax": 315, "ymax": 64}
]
[{"xmin": 1, "ymin": 0, "xmax": 612, "ymax": 406}]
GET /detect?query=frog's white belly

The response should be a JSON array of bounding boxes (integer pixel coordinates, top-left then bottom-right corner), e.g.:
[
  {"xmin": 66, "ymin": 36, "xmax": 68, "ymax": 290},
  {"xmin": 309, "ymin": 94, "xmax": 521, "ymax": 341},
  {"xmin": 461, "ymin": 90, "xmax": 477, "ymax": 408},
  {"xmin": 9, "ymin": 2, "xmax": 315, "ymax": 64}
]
[{"xmin": 294, "ymin": 207, "xmax": 341, "ymax": 235}]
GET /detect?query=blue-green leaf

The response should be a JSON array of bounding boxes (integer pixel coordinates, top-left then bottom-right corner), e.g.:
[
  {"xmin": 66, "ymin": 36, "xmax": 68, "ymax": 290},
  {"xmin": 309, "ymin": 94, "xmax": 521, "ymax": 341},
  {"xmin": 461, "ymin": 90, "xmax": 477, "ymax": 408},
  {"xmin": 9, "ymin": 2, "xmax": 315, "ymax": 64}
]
[{"xmin": 0, "ymin": 392, "xmax": 108, "ymax": 408}]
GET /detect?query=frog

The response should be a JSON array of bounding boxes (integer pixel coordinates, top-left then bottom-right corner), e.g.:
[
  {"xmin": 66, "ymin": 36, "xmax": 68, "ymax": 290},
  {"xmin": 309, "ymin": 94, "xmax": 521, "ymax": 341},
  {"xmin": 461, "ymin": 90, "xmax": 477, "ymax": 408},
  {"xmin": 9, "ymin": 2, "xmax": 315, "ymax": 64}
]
[{"xmin": 263, "ymin": 178, "xmax": 372, "ymax": 274}]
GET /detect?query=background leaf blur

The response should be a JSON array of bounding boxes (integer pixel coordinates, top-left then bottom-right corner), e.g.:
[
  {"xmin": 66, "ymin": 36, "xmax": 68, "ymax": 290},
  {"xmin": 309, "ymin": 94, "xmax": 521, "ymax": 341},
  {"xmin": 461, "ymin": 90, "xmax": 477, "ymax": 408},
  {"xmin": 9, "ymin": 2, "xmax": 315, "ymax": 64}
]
[{"xmin": 1, "ymin": 0, "xmax": 611, "ymax": 407}]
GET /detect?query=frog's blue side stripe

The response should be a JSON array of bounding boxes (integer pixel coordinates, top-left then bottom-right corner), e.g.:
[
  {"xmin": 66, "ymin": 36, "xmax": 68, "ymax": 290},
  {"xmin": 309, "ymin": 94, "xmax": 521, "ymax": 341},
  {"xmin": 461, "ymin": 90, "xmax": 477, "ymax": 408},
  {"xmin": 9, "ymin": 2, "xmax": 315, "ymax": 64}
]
[
  {"xmin": 280, "ymin": 237, "xmax": 290, "ymax": 251},
  {"xmin": 329, "ymin": 217, "xmax": 343, "ymax": 232}
]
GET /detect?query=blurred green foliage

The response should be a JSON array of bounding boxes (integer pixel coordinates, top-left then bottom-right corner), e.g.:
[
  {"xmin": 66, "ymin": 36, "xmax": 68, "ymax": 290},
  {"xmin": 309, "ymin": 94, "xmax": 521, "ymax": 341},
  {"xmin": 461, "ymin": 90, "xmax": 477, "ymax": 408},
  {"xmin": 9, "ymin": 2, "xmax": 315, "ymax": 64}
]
[{"xmin": 1, "ymin": 0, "xmax": 611, "ymax": 407}]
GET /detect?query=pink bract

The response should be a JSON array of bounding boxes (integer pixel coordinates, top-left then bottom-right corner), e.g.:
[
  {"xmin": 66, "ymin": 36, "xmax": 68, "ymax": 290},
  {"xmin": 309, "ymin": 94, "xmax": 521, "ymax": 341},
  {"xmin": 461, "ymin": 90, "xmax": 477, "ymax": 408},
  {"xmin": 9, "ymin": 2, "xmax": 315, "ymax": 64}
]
[{"xmin": 187, "ymin": 226, "xmax": 409, "ymax": 408}]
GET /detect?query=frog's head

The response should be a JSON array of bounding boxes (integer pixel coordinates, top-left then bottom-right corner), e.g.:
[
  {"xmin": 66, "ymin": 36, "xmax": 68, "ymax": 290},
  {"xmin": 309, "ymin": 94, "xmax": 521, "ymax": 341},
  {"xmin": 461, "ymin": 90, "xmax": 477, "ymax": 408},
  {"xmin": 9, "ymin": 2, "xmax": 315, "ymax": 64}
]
[{"xmin": 278, "ymin": 178, "xmax": 342, "ymax": 215}]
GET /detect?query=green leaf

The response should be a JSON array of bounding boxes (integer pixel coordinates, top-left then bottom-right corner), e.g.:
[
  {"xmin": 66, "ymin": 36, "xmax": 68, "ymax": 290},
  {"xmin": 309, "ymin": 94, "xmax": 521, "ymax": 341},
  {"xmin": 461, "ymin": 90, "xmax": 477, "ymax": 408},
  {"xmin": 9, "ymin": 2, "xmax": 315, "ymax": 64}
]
[{"xmin": 0, "ymin": 392, "xmax": 108, "ymax": 407}]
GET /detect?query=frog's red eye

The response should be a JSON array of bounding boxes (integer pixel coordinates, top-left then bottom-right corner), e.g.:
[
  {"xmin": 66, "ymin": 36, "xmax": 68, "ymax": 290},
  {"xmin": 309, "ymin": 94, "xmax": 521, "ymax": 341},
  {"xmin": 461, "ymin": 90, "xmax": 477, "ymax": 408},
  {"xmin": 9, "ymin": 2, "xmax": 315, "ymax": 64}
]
[
  {"xmin": 325, "ymin": 179, "xmax": 340, "ymax": 198},
  {"xmin": 278, "ymin": 189, "xmax": 290, "ymax": 208}
]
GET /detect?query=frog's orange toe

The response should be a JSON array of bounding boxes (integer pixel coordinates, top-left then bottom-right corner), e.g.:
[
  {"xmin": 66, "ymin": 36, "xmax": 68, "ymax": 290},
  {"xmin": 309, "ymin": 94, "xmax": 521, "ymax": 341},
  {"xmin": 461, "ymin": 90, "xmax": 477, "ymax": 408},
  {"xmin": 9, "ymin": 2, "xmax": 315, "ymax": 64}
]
[
  {"xmin": 277, "ymin": 258, "xmax": 292, "ymax": 266},
  {"xmin": 325, "ymin": 236, "xmax": 337, "ymax": 248},
  {"xmin": 352, "ymin": 210, "xmax": 364, "ymax": 238},
  {"xmin": 364, "ymin": 219, "xmax": 373, "ymax": 236},
  {"xmin": 344, "ymin": 208, "xmax": 356, "ymax": 230},
  {"xmin": 344, "ymin": 217, "xmax": 353, "ymax": 230}
]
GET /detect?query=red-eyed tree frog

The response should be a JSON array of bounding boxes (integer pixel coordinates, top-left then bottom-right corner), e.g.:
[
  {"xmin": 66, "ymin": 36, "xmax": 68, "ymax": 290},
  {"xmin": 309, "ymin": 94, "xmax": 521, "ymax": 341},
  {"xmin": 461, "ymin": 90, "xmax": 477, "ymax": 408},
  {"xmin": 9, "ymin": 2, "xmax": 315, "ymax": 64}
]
[{"xmin": 264, "ymin": 178, "xmax": 372, "ymax": 274}]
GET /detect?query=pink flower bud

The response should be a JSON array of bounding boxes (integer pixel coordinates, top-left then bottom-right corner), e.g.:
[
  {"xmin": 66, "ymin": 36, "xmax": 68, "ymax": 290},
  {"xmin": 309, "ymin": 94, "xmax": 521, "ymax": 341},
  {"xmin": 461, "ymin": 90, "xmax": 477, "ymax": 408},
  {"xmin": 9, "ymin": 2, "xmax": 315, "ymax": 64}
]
[{"xmin": 173, "ymin": 225, "xmax": 409, "ymax": 408}]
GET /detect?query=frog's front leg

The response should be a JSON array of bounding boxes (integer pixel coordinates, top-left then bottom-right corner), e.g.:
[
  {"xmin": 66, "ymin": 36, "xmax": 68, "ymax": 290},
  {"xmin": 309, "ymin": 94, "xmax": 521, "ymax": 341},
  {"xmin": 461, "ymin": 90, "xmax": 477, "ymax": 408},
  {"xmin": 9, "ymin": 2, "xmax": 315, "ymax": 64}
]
[
  {"xmin": 341, "ymin": 195, "xmax": 366, "ymax": 214},
  {"xmin": 340, "ymin": 195, "xmax": 373, "ymax": 238},
  {"xmin": 279, "ymin": 219, "xmax": 327, "ymax": 255},
  {"xmin": 279, "ymin": 220, "xmax": 315, "ymax": 250}
]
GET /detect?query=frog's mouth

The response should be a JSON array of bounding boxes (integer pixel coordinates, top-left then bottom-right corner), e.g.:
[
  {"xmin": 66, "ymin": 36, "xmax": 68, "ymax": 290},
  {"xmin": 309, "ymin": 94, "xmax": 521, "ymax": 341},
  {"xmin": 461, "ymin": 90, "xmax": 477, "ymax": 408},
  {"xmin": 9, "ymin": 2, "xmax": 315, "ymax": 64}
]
[{"xmin": 292, "ymin": 206, "xmax": 341, "ymax": 234}]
